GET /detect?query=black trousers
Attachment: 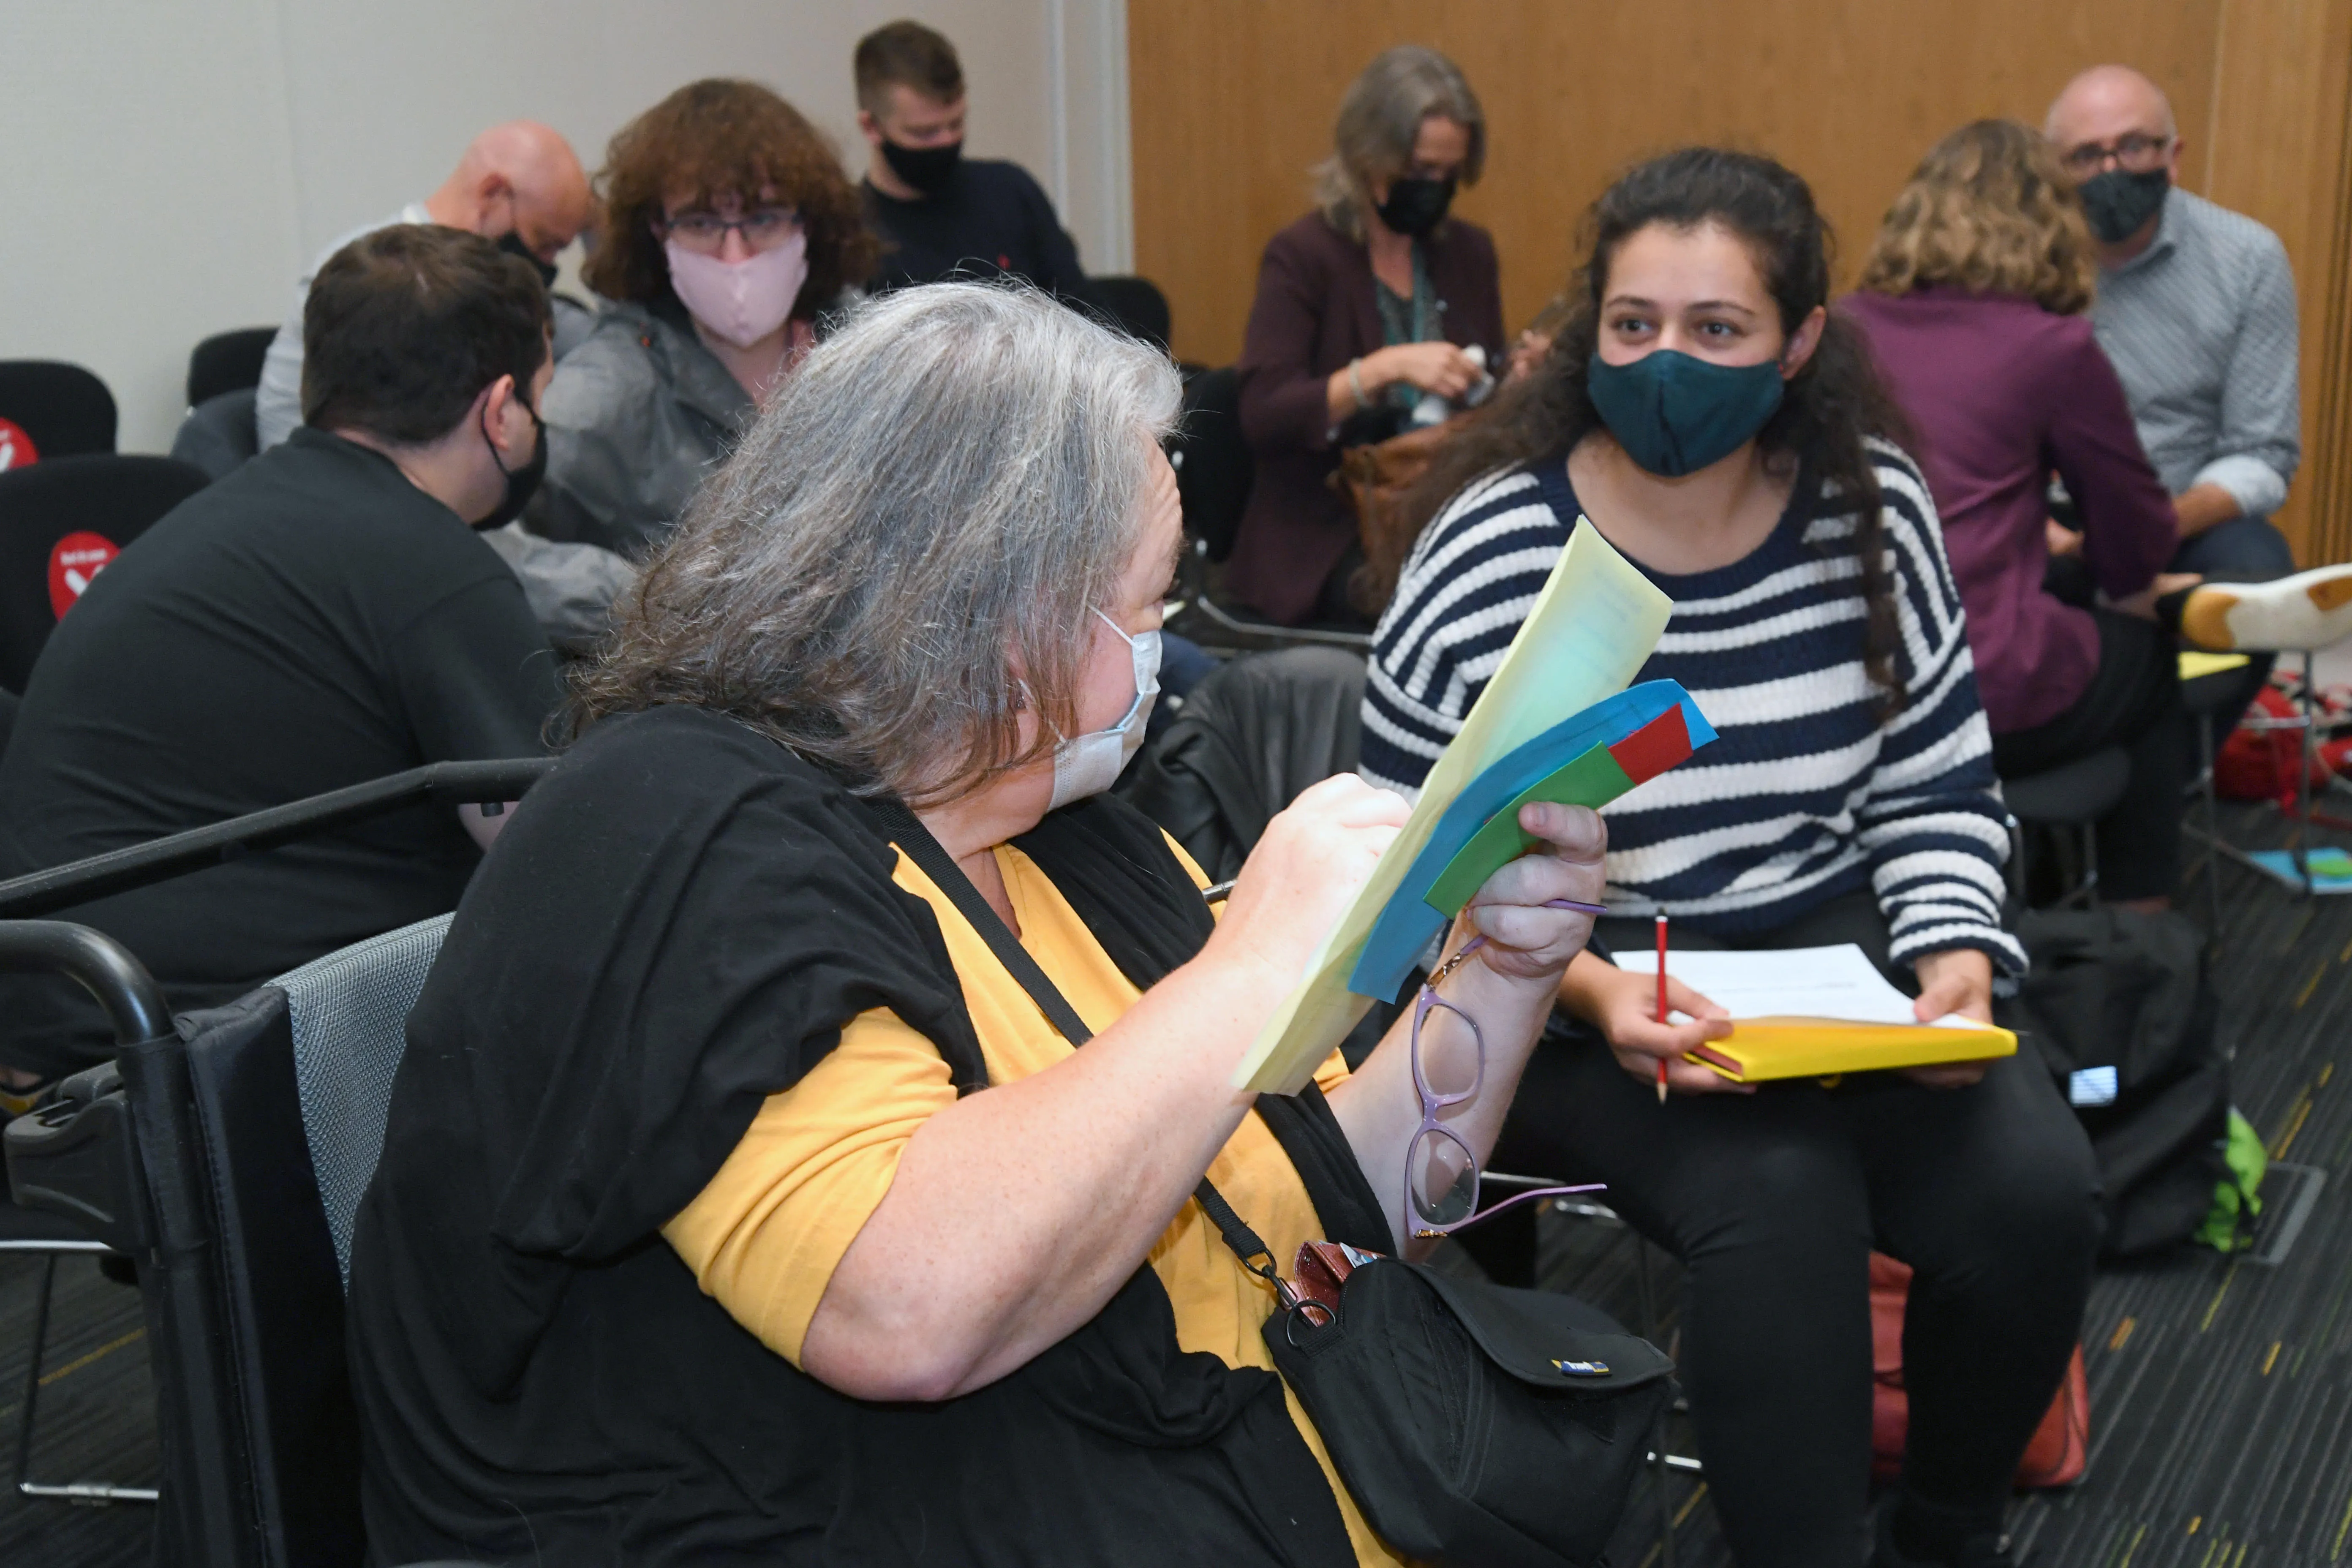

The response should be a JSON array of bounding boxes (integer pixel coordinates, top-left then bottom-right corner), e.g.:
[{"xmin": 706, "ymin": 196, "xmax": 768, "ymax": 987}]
[
  {"xmin": 1991, "ymin": 608, "xmax": 2186, "ymax": 902},
  {"xmin": 1487, "ymin": 893, "xmax": 2099, "ymax": 1568}
]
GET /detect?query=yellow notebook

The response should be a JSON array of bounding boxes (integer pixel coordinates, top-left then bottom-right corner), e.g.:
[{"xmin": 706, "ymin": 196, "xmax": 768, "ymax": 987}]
[
  {"xmin": 1612, "ymin": 944, "xmax": 2017, "ymax": 1083},
  {"xmin": 1681, "ymin": 1019, "xmax": 2016, "ymax": 1083}
]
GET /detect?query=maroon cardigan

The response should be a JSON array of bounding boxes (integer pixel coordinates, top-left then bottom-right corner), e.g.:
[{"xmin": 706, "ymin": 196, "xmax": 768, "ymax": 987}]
[
  {"xmin": 1227, "ymin": 212, "xmax": 1504, "ymax": 625},
  {"xmin": 1841, "ymin": 286, "xmax": 2176, "ymax": 734}
]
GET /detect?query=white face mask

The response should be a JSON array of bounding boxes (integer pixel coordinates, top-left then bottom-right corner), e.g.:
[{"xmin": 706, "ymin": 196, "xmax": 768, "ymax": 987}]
[
  {"xmin": 1048, "ymin": 610, "xmax": 1162, "ymax": 810},
  {"xmin": 663, "ymin": 230, "xmax": 809, "ymax": 350}
]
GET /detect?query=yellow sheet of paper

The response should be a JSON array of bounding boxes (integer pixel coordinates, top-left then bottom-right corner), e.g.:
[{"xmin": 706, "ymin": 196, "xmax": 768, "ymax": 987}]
[
  {"xmin": 1233, "ymin": 521, "xmax": 1674, "ymax": 1093},
  {"xmin": 2179, "ymin": 650, "xmax": 2251, "ymax": 680}
]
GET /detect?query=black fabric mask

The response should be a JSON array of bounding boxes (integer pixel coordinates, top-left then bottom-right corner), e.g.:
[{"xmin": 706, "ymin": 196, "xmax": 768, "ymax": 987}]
[
  {"xmin": 477, "ymin": 395, "xmax": 547, "ymax": 530},
  {"xmin": 2077, "ymin": 168, "xmax": 2170, "ymax": 245},
  {"xmin": 1376, "ymin": 175, "xmax": 1456, "ymax": 239},
  {"xmin": 881, "ymin": 137, "xmax": 964, "ymax": 197},
  {"xmin": 497, "ymin": 230, "xmax": 559, "ymax": 289}
]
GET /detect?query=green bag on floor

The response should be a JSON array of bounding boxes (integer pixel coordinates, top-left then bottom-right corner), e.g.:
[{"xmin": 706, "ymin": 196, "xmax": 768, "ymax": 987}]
[{"xmin": 2195, "ymin": 1108, "xmax": 2268, "ymax": 1252}]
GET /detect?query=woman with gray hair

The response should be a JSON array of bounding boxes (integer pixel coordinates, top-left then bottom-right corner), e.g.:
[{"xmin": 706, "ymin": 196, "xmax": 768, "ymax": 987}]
[
  {"xmin": 344, "ymin": 282, "xmax": 1606, "ymax": 1567},
  {"xmin": 1226, "ymin": 44, "xmax": 1506, "ymax": 626}
]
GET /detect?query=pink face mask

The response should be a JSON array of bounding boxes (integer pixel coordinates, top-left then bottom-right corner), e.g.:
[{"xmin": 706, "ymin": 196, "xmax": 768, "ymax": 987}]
[{"xmin": 664, "ymin": 230, "xmax": 809, "ymax": 350}]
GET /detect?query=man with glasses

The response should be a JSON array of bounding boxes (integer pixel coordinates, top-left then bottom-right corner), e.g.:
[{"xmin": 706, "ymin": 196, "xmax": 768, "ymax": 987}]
[{"xmin": 2046, "ymin": 65, "xmax": 2302, "ymax": 723}]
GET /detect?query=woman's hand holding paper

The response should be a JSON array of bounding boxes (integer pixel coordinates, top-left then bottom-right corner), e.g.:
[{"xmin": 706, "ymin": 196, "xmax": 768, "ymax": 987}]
[
  {"xmin": 1211, "ymin": 775, "xmax": 1409, "ymax": 988},
  {"xmin": 1903, "ymin": 947, "xmax": 1995, "ymax": 1089},
  {"xmin": 1459, "ymin": 801, "xmax": 1611, "ymax": 983}
]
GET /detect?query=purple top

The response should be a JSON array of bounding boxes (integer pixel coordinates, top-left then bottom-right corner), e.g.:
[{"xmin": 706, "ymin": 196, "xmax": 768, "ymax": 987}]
[{"xmin": 1840, "ymin": 288, "xmax": 2176, "ymax": 734}]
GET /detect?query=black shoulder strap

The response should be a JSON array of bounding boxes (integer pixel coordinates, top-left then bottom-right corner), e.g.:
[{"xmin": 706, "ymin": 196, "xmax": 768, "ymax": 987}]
[{"xmin": 865, "ymin": 798, "xmax": 1288, "ymax": 1286}]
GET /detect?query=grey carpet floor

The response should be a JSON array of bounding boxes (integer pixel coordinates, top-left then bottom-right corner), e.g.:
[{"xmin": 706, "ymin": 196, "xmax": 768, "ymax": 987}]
[{"xmin": 3, "ymin": 804, "xmax": 2347, "ymax": 1567}]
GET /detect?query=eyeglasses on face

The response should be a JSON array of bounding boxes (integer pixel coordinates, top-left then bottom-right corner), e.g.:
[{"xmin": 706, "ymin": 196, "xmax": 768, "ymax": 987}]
[
  {"xmin": 655, "ymin": 206, "xmax": 802, "ymax": 256},
  {"xmin": 2059, "ymin": 133, "xmax": 2173, "ymax": 177}
]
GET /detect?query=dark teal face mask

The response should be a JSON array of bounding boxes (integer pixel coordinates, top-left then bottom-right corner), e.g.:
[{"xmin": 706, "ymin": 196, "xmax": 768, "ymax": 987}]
[{"xmin": 1586, "ymin": 349, "xmax": 1786, "ymax": 477}]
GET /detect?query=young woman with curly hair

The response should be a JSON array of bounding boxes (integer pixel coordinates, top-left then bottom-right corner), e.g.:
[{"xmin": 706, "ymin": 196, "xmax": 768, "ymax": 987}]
[
  {"xmin": 1845, "ymin": 118, "xmax": 2189, "ymax": 909},
  {"xmin": 1363, "ymin": 148, "xmax": 2098, "ymax": 1568},
  {"xmin": 539, "ymin": 79, "xmax": 880, "ymax": 556}
]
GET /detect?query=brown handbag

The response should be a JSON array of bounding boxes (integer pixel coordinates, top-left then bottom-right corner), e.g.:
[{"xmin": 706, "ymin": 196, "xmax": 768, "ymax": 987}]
[
  {"xmin": 1328, "ymin": 421, "xmax": 1457, "ymax": 621},
  {"xmin": 1868, "ymin": 1252, "xmax": 2089, "ymax": 1489}
]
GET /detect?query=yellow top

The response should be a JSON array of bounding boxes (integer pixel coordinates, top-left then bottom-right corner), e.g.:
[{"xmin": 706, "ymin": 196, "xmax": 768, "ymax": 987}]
[{"xmin": 662, "ymin": 836, "xmax": 1398, "ymax": 1567}]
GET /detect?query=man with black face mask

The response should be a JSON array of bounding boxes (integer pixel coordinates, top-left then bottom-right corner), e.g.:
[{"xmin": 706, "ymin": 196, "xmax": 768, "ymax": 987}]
[
  {"xmin": 852, "ymin": 20, "xmax": 1087, "ymax": 298},
  {"xmin": 0, "ymin": 227, "xmax": 564, "ymax": 1100},
  {"xmin": 2046, "ymin": 65, "xmax": 2304, "ymax": 729},
  {"xmin": 0, "ymin": 227, "xmax": 565, "ymax": 1092}
]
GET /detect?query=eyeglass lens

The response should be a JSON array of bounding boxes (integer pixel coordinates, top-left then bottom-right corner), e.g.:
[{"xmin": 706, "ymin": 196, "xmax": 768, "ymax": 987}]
[
  {"xmin": 2063, "ymin": 134, "xmax": 2169, "ymax": 174},
  {"xmin": 1410, "ymin": 1126, "xmax": 1480, "ymax": 1228},
  {"xmin": 1413, "ymin": 994, "xmax": 1481, "ymax": 1100},
  {"xmin": 663, "ymin": 208, "xmax": 800, "ymax": 253}
]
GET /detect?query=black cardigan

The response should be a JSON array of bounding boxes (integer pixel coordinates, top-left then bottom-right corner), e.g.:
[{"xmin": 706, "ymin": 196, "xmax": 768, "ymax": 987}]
[{"xmin": 346, "ymin": 704, "xmax": 1386, "ymax": 1566}]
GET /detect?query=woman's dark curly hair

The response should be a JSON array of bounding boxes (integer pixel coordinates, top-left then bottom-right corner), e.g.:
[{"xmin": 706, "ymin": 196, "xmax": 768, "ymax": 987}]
[
  {"xmin": 582, "ymin": 78, "xmax": 879, "ymax": 318},
  {"xmin": 1405, "ymin": 147, "xmax": 1914, "ymax": 712}
]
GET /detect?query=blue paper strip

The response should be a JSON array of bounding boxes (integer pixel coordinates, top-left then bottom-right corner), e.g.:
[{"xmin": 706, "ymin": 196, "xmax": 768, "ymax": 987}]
[{"xmin": 1347, "ymin": 680, "xmax": 1716, "ymax": 999}]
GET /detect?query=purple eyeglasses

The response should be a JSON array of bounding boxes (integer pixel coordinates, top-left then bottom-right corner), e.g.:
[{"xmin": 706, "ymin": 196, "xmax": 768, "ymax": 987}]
[{"xmin": 1407, "ymin": 898, "xmax": 1609, "ymax": 1239}]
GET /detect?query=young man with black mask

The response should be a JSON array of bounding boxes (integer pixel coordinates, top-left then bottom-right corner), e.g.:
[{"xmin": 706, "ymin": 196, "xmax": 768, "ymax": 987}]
[
  {"xmin": 2046, "ymin": 64, "xmax": 2318, "ymax": 733},
  {"xmin": 852, "ymin": 19, "xmax": 1087, "ymax": 297},
  {"xmin": 0, "ymin": 227, "xmax": 563, "ymax": 1096}
]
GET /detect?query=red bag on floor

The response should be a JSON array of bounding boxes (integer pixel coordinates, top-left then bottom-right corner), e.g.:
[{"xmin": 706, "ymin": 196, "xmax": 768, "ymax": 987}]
[
  {"xmin": 1868, "ymin": 1252, "xmax": 2088, "ymax": 1489},
  {"xmin": 2214, "ymin": 681, "xmax": 2352, "ymax": 802}
]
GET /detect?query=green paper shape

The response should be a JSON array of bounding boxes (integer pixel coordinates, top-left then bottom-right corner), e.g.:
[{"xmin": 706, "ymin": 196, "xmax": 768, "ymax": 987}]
[{"xmin": 1424, "ymin": 741, "xmax": 1634, "ymax": 916}]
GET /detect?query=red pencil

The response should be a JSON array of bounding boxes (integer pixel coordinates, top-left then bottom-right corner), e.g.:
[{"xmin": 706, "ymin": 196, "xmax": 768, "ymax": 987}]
[{"xmin": 1654, "ymin": 914, "xmax": 1670, "ymax": 1103}]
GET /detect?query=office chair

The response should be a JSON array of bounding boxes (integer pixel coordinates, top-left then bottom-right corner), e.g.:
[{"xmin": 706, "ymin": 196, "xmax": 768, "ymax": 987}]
[
  {"xmin": 1168, "ymin": 366, "xmax": 1372, "ymax": 653},
  {"xmin": 170, "ymin": 389, "xmax": 260, "ymax": 482},
  {"xmin": 3, "ymin": 759, "xmax": 555, "ymax": 1567},
  {"xmin": 185, "ymin": 327, "xmax": 278, "ymax": 409},
  {"xmin": 1082, "ymin": 275, "xmax": 1173, "ymax": 352},
  {"xmin": 0, "ymin": 361, "xmax": 117, "ymax": 466},
  {"xmin": 0, "ymin": 923, "xmax": 172, "ymax": 1510},
  {"xmin": 0, "ymin": 453, "xmax": 209, "ymax": 691}
]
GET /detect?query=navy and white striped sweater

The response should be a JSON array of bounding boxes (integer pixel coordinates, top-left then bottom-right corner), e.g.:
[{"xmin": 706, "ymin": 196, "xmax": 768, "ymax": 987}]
[{"xmin": 1361, "ymin": 442, "xmax": 2026, "ymax": 974}]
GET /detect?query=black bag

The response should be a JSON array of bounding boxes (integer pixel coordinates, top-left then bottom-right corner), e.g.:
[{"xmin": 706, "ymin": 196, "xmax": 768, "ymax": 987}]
[
  {"xmin": 876, "ymin": 801, "xmax": 1672, "ymax": 1568},
  {"xmin": 2010, "ymin": 906, "xmax": 2228, "ymax": 1256}
]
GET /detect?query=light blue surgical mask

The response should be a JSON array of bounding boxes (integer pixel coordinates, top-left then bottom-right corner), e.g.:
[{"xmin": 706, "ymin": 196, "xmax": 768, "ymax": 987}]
[{"xmin": 1049, "ymin": 610, "xmax": 1162, "ymax": 809}]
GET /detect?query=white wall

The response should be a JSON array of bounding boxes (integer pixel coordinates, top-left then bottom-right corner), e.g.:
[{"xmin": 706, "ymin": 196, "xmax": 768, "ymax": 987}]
[{"xmin": 0, "ymin": 0, "xmax": 1132, "ymax": 453}]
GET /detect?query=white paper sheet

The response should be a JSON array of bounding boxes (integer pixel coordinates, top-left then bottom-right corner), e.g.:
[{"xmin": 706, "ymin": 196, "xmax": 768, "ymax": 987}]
[
  {"xmin": 1231, "ymin": 522, "xmax": 1674, "ymax": 1094},
  {"xmin": 1610, "ymin": 944, "xmax": 1977, "ymax": 1030}
]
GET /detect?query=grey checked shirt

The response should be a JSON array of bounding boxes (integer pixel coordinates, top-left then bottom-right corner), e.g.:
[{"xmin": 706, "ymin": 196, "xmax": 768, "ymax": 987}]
[{"xmin": 2090, "ymin": 187, "xmax": 2300, "ymax": 519}]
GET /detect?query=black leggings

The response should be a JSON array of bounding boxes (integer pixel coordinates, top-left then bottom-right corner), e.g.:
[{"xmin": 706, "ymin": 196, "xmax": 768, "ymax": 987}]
[{"xmin": 1489, "ymin": 893, "xmax": 2099, "ymax": 1567}]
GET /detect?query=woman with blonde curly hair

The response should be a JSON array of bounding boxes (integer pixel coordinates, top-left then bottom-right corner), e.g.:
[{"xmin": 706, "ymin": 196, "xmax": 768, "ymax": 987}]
[
  {"xmin": 539, "ymin": 79, "xmax": 880, "ymax": 557},
  {"xmin": 1846, "ymin": 118, "xmax": 2189, "ymax": 909}
]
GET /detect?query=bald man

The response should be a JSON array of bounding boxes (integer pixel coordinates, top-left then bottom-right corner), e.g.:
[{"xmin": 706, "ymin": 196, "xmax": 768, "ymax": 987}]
[
  {"xmin": 256, "ymin": 122, "xmax": 595, "ymax": 452},
  {"xmin": 251, "ymin": 123, "xmax": 628, "ymax": 649},
  {"xmin": 2046, "ymin": 68, "xmax": 2300, "ymax": 652}
]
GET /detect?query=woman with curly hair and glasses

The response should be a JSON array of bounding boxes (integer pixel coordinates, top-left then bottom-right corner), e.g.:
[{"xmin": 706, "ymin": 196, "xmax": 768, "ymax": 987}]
[
  {"xmin": 539, "ymin": 78, "xmax": 879, "ymax": 557},
  {"xmin": 1845, "ymin": 119, "xmax": 2191, "ymax": 909}
]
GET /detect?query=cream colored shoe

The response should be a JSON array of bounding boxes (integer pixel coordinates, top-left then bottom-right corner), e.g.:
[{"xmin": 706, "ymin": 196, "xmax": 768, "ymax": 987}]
[{"xmin": 2180, "ymin": 565, "xmax": 2352, "ymax": 652}]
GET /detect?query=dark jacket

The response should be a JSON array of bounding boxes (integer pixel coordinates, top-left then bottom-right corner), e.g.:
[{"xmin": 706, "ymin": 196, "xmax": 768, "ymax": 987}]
[
  {"xmin": 1228, "ymin": 212, "xmax": 1504, "ymax": 626},
  {"xmin": 535, "ymin": 297, "xmax": 755, "ymax": 559}
]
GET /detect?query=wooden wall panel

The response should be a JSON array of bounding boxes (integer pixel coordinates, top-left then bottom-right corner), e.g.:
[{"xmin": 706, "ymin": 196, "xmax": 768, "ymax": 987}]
[
  {"xmin": 1130, "ymin": 0, "xmax": 2352, "ymax": 563},
  {"xmin": 2205, "ymin": 0, "xmax": 2352, "ymax": 562}
]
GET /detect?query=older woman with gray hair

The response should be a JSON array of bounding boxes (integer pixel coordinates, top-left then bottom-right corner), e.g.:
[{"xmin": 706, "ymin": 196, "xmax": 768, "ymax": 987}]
[
  {"xmin": 344, "ymin": 282, "xmax": 1604, "ymax": 1566},
  {"xmin": 1226, "ymin": 44, "xmax": 1506, "ymax": 627}
]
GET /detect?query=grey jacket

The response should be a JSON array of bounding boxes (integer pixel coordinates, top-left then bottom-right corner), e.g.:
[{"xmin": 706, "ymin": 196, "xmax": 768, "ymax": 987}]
[{"xmin": 536, "ymin": 298, "xmax": 754, "ymax": 558}]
